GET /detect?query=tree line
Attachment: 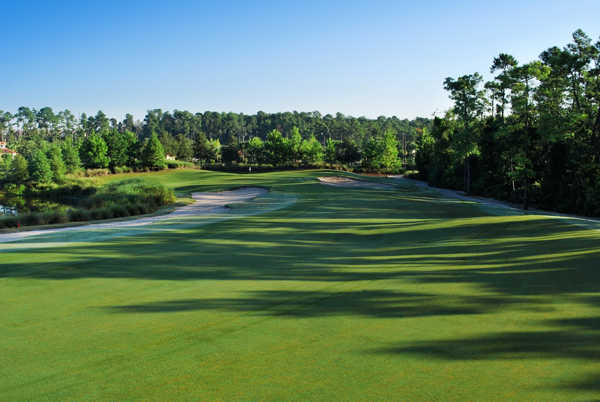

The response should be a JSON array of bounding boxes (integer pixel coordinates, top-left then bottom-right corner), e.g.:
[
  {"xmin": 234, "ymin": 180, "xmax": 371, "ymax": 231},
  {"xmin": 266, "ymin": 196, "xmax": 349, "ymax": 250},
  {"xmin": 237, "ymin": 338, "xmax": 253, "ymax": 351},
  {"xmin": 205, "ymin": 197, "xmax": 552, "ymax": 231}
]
[
  {"xmin": 0, "ymin": 108, "xmax": 431, "ymax": 189},
  {"xmin": 416, "ymin": 29, "xmax": 600, "ymax": 216}
]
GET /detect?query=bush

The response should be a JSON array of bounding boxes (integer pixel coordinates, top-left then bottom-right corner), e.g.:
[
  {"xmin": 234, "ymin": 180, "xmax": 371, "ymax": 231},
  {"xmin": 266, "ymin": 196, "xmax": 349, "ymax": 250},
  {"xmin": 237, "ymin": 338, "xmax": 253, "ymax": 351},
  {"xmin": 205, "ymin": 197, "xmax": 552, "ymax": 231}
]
[
  {"xmin": 0, "ymin": 215, "xmax": 20, "ymax": 229},
  {"xmin": 113, "ymin": 166, "xmax": 133, "ymax": 174},
  {"xmin": 69, "ymin": 208, "xmax": 91, "ymax": 222},
  {"xmin": 5, "ymin": 179, "xmax": 176, "ymax": 228},
  {"xmin": 143, "ymin": 184, "xmax": 176, "ymax": 207},
  {"xmin": 110, "ymin": 205, "xmax": 129, "ymax": 218},
  {"xmin": 167, "ymin": 160, "xmax": 195, "ymax": 169},
  {"xmin": 90, "ymin": 207, "xmax": 114, "ymax": 220},
  {"xmin": 44, "ymin": 210, "xmax": 69, "ymax": 224},
  {"xmin": 21, "ymin": 212, "xmax": 45, "ymax": 226},
  {"xmin": 85, "ymin": 168, "xmax": 110, "ymax": 177},
  {"xmin": 126, "ymin": 203, "xmax": 143, "ymax": 216}
]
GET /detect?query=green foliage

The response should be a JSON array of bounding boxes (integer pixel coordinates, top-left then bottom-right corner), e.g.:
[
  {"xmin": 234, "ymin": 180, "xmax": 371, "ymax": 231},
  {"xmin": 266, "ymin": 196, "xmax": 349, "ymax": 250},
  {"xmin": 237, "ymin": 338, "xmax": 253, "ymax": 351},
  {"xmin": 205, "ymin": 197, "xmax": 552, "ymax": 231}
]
[
  {"xmin": 264, "ymin": 129, "xmax": 291, "ymax": 165},
  {"xmin": 360, "ymin": 131, "xmax": 400, "ymax": 172},
  {"xmin": 2, "ymin": 169, "xmax": 600, "ymax": 400},
  {"xmin": 105, "ymin": 129, "xmax": 137, "ymax": 169},
  {"xmin": 300, "ymin": 135, "xmax": 324, "ymax": 164},
  {"xmin": 193, "ymin": 132, "xmax": 210, "ymax": 161},
  {"xmin": 221, "ymin": 144, "xmax": 240, "ymax": 165},
  {"xmin": 0, "ymin": 155, "xmax": 10, "ymax": 179},
  {"xmin": 381, "ymin": 129, "xmax": 400, "ymax": 170},
  {"xmin": 47, "ymin": 144, "xmax": 66, "ymax": 183},
  {"xmin": 0, "ymin": 178, "xmax": 176, "ymax": 228},
  {"xmin": 324, "ymin": 138, "xmax": 338, "ymax": 164},
  {"xmin": 289, "ymin": 126, "xmax": 303, "ymax": 161},
  {"xmin": 246, "ymin": 137, "xmax": 265, "ymax": 164},
  {"xmin": 113, "ymin": 166, "xmax": 134, "ymax": 174},
  {"xmin": 28, "ymin": 150, "xmax": 53, "ymax": 184},
  {"xmin": 85, "ymin": 168, "xmax": 111, "ymax": 177},
  {"xmin": 141, "ymin": 132, "xmax": 167, "ymax": 170},
  {"xmin": 62, "ymin": 137, "xmax": 81, "ymax": 173},
  {"xmin": 334, "ymin": 138, "xmax": 361, "ymax": 165},
  {"xmin": 80, "ymin": 133, "xmax": 110, "ymax": 169},
  {"xmin": 417, "ymin": 29, "xmax": 600, "ymax": 214},
  {"xmin": 1, "ymin": 106, "xmax": 432, "ymax": 182},
  {"xmin": 9, "ymin": 155, "xmax": 29, "ymax": 184},
  {"xmin": 194, "ymin": 137, "xmax": 221, "ymax": 164},
  {"xmin": 174, "ymin": 134, "xmax": 193, "ymax": 161}
]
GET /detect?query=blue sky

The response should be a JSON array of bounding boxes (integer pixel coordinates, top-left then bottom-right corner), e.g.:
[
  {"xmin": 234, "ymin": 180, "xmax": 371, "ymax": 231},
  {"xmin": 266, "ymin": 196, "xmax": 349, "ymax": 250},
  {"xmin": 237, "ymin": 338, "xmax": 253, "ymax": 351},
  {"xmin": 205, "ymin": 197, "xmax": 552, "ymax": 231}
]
[{"xmin": 2, "ymin": 0, "xmax": 599, "ymax": 120}]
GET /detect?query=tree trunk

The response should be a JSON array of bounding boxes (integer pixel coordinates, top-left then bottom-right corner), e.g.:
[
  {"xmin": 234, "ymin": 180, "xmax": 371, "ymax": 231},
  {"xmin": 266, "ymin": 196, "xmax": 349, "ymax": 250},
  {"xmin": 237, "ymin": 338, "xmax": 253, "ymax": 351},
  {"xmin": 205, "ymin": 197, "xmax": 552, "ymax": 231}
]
[
  {"xmin": 572, "ymin": 80, "xmax": 581, "ymax": 112},
  {"xmin": 593, "ymin": 104, "xmax": 600, "ymax": 145},
  {"xmin": 501, "ymin": 88, "xmax": 505, "ymax": 122},
  {"xmin": 525, "ymin": 77, "xmax": 530, "ymax": 130},
  {"xmin": 464, "ymin": 157, "xmax": 471, "ymax": 194},
  {"xmin": 523, "ymin": 182, "xmax": 529, "ymax": 210},
  {"xmin": 510, "ymin": 156, "xmax": 515, "ymax": 192}
]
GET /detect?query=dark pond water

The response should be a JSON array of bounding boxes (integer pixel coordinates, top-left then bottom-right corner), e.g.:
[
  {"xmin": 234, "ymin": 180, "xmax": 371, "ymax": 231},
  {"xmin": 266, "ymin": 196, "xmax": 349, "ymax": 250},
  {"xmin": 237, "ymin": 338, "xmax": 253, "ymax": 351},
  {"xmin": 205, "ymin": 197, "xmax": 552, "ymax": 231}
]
[
  {"xmin": 0, "ymin": 194, "xmax": 64, "ymax": 216},
  {"xmin": 0, "ymin": 205, "xmax": 18, "ymax": 216}
]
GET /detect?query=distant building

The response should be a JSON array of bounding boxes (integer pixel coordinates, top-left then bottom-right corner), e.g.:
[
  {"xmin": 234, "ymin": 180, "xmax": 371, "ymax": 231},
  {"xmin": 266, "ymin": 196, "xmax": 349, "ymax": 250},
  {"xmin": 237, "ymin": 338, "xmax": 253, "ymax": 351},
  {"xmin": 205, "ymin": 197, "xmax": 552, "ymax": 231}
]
[{"xmin": 165, "ymin": 154, "xmax": 176, "ymax": 161}]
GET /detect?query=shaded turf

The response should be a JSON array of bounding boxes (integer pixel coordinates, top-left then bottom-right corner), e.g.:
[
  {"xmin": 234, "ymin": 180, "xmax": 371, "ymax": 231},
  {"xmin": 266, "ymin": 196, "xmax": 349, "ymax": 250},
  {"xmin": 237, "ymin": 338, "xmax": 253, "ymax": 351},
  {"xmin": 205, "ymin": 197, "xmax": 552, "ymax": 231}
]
[{"xmin": 1, "ymin": 169, "xmax": 599, "ymax": 400}]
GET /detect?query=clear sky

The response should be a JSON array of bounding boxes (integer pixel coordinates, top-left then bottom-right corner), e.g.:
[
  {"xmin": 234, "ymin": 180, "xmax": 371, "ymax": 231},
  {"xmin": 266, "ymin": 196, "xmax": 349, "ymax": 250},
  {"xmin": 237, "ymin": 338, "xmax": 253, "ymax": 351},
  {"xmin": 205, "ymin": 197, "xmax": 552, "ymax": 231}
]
[{"xmin": 2, "ymin": 0, "xmax": 599, "ymax": 121}]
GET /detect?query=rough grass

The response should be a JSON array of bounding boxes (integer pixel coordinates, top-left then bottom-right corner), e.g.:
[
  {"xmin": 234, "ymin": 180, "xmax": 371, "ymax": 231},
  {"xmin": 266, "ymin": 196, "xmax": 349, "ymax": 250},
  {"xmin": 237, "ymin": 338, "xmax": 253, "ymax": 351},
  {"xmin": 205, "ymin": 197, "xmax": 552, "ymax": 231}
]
[{"xmin": 1, "ymin": 169, "xmax": 600, "ymax": 400}]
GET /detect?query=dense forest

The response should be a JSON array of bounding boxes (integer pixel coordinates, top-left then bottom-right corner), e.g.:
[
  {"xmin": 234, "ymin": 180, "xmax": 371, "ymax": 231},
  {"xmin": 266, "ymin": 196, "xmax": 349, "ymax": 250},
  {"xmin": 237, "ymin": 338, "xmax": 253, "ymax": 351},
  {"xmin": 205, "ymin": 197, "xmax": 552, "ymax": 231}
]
[
  {"xmin": 416, "ymin": 29, "xmax": 600, "ymax": 216},
  {"xmin": 0, "ymin": 108, "xmax": 430, "ymax": 190},
  {"xmin": 3, "ymin": 29, "xmax": 599, "ymax": 218}
]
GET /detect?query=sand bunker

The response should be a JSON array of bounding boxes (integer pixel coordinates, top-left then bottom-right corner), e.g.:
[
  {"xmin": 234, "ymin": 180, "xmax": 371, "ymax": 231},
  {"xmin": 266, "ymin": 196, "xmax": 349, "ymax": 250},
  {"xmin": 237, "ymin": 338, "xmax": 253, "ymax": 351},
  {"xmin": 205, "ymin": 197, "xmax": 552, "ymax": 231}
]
[
  {"xmin": 317, "ymin": 176, "xmax": 394, "ymax": 190},
  {"xmin": 0, "ymin": 187, "xmax": 267, "ymax": 243}
]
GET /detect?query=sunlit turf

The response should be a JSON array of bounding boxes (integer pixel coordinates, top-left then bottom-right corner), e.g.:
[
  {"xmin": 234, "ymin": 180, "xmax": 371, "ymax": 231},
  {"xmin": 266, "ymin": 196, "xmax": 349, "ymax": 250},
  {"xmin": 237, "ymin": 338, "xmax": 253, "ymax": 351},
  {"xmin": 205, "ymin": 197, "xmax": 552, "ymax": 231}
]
[{"xmin": 2, "ymin": 169, "xmax": 600, "ymax": 400}]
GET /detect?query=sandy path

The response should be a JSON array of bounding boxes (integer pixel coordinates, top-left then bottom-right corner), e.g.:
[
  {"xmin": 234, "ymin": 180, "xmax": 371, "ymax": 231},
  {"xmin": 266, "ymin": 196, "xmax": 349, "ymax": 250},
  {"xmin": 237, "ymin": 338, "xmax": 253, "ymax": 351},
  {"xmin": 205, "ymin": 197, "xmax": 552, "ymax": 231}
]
[
  {"xmin": 389, "ymin": 175, "xmax": 600, "ymax": 229},
  {"xmin": 389, "ymin": 176, "xmax": 521, "ymax": 211},
  {"xmin": 0, "ymin": 187, "xmax": 267, "ymax": 243},
  {"xmin": 317, "ymin": 176, "xmax": 394, "ymax": 190}
]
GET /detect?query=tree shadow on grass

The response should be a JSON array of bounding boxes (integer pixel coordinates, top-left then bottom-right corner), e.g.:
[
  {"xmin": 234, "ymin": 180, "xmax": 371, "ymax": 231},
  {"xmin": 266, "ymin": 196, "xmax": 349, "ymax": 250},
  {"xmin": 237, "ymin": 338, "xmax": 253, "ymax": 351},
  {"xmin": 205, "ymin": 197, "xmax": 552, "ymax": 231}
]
[
  {"xmin": 1, "ymin": 213, "xmax": 599, "ymax": 293},
  {"xmin": 374, "ymin": 329, "xmax": 600, "ymax": 361},
  {"xmin": 3, "ymin": 183, "xmax": 600, "ymax": 396},
  {"xmin": 374, "ymin": 325, "xmax": 600, "ymax": 395},
  {"xmin": 370, "ymin": 294, "xmax": 600, "ymax": 394},
  {"xmin": 106, "ymin": 290, "xmax": 538, "ymax": 318}
]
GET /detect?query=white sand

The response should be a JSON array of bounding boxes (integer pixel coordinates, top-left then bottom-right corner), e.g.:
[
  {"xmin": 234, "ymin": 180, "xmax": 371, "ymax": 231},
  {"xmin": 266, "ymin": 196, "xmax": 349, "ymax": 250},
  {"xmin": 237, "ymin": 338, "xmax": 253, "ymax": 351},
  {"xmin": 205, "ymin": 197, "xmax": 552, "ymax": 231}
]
[
  {"xmin": 0, "ymin": 187, "xmax": 267, "ymax": 243},
  {"xmin": 317, "ymin": 176, "xmax": 394, "ymax": 190}
]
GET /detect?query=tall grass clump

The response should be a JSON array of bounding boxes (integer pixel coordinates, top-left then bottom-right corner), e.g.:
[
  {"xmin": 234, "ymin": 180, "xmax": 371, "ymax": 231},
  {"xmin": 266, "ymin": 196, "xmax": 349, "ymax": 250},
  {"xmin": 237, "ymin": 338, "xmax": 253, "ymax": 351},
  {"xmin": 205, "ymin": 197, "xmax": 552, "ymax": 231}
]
[{"xmin": 2, "ymin": 179, "xmax": 176, "ymax": 229}]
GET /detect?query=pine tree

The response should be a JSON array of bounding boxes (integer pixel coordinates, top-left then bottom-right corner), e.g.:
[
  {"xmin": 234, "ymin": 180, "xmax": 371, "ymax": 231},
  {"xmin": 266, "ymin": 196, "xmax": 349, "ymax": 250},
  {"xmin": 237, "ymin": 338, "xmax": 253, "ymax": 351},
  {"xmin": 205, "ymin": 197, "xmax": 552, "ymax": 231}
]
[
  {"xmin": 380, "ymin": 129, "xmax": 400, "ymax": 170},
  {"xmin": 29, "ymin": 149, "xmax": 53, "ymax": 184},
  {"xmin": 80, "ymin": 133, "xmax": 110, "ymax": 169},
  {"xmin": 62, "ymin": 137, "xmax": 81, "ymax": 173},
  {"xmin": 47, "ymin": 145, "xmax": 66, "ymax": 183},
  {"xmin": 142, "ymin": 132, "xmax": 167, "ymax": 170},
  {"xmin": 9, "ymin": 155, "xmax": 29, "ymax": 184}
]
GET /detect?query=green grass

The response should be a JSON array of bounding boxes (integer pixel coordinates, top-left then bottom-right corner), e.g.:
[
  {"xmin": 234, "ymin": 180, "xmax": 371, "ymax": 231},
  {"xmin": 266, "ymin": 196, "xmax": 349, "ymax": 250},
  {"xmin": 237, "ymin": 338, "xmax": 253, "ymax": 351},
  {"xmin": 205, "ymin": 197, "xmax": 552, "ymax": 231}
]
[{"xmin": 2, "ymin": 169, "xmax": 600, "ymax": 400}]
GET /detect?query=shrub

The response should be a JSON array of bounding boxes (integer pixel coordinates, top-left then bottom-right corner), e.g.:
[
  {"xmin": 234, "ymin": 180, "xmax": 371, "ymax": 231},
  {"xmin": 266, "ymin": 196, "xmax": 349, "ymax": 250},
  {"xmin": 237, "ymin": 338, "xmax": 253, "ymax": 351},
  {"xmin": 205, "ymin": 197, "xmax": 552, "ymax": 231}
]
[
  {"xmin": 21, "ymin": 212, "xmax": 45, "ymax": 226},
  {"xmin": 110, "ymin": 205, "xmax": 129, "ymax": 218},
  {"xmin": 69, "ymin": 208, "xmax": 91, "ymax": 222},
  {"xmin": 85, "ymin": 168, "xmax": 110, "ymax": 177},
  {"xmin": 126, "ymin": 203, "xmax": 143, "ymax": 216},
  {"xmin": 113, "ymin": 166, "xmax": 133, "ymax": 174},
  {"xmin": 5, "ymin": 179, "xmax": 176, "ymax": 228},
  {"xmin": 45, "ymin": 210, "xmax": 69, "ymax": 224},
  {"xmin": 90, "ymin": 207, "xmax": 114, "ymax": 220},
  {"xmin": 166, "ymin": 160, "xmax": 195, "ymax": 169},
  {"xmin": 0, "ymin": 215, "xmax": 19, "ymax": 228}
]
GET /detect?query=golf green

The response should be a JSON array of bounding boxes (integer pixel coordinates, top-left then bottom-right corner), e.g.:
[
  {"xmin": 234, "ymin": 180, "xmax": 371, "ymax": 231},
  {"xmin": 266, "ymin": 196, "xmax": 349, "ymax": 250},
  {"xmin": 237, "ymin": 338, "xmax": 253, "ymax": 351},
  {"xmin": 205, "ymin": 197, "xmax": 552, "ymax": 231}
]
[{"xmin": 2, "ymin": 169, "xmax": 599, "ymax": 400}]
